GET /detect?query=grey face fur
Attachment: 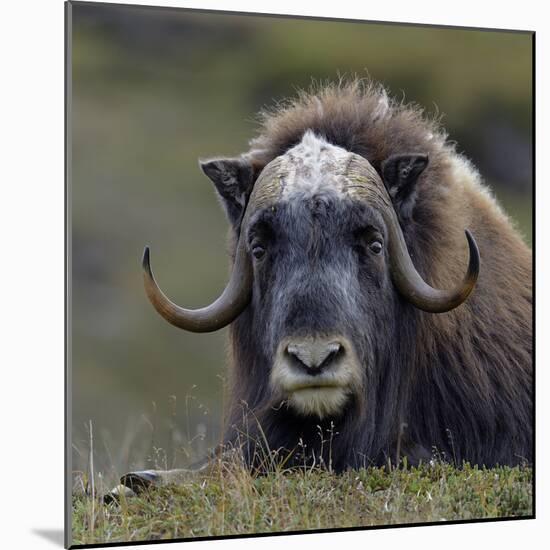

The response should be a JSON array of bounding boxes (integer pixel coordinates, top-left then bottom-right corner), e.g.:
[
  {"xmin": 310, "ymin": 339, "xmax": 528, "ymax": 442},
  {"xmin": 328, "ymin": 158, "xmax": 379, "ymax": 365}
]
[{"xmin": 242, "ymin": 132, "xmax": 395, "ymax": 418}]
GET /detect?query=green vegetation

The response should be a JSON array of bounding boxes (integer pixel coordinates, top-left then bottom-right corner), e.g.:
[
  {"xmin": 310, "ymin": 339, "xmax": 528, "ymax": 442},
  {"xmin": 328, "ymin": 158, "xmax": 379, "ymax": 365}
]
[{"xmin": 72, "ymin": 462, "xmax": 532, "ymax": 545}]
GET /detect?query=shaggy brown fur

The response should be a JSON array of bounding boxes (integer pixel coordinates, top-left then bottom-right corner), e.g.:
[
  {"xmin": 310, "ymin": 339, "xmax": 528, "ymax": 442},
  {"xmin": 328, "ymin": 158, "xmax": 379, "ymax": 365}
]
[{"xmin": 224, "ymin": 79, "xmax": 532, "ymax": 467}]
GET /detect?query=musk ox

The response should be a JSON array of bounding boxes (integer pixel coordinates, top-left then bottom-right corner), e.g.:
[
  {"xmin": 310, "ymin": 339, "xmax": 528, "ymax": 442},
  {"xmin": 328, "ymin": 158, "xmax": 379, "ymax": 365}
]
[{"xmin": 115, "ymin": 80, "xmax": 532, "ymax": 495}]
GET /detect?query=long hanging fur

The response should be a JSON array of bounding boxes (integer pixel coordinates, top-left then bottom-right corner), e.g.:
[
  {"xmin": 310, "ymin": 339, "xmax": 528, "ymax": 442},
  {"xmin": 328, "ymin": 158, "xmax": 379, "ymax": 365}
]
[{"xmin": 222, "ymin": 79, "xmax": 532, "ymax": 469}]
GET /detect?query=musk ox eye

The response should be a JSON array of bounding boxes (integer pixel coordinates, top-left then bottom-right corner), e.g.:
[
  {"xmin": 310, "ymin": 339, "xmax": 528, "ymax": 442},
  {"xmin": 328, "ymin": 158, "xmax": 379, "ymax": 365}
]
[
  {"xmin": 369, "ymin": 240, "xmax": 383, "ymax": 254},
  {"xmin": 252, "ymin": 244, "xmax": 266, "ymax": 259},
  {"xmin": 353, "ymin": 227, "xmax": 384, "ymax": 257}
]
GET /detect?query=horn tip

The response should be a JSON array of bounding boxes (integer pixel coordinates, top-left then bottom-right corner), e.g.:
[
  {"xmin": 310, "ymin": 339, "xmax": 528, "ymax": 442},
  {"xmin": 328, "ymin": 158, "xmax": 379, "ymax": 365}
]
[
  {"xmin": 464, "ymin": 229, "xmax": 479, "ymax": 258},
  {"xmin": 464, "ymin": 229, "xmax": 481, "ymax": 280},
  {"xmin": 142, "ymin": 246, "xmax": 151, "ymax": 272}
]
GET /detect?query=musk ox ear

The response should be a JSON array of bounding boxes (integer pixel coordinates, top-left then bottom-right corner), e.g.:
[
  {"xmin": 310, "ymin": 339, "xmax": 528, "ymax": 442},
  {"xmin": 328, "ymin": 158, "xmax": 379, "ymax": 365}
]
[
  {"xmin": 200, "ymin": 157, "xmax": 257, "ymax": 227},
  {"xmin": 381, "ymin": 154, "xmax": 429, "ymax": 220}
]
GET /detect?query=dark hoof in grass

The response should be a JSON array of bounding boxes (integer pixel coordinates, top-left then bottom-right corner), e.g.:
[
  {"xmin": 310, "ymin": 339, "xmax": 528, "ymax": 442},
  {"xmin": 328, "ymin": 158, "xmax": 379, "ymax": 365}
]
[
  {"xmin": 120, "ymin": 470, "xmax": 160, "ymax": 493},
  {"xmin": 103, "ymin": 470, "xmax": 159, "ymax": 504}
]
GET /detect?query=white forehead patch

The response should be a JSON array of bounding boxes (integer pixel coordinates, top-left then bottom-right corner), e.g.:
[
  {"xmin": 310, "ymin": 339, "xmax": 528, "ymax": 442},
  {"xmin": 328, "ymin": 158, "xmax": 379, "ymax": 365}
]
[{"xmin": 279, "ymin": 130, "xmax": 353, "ymax": 200}]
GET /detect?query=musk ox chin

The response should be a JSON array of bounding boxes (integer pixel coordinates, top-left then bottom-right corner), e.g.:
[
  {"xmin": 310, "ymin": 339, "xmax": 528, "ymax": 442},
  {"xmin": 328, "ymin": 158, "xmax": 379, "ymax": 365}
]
[{"xmin": 111, "ymin": 80, "xmax": 531, "ymax": 497}]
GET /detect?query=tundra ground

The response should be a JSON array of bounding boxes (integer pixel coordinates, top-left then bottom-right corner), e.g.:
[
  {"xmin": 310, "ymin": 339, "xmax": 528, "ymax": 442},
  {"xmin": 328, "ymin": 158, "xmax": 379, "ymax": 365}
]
[{"xmin": 71, "ymin": 462, "xmax": 532, "ymax": 546}]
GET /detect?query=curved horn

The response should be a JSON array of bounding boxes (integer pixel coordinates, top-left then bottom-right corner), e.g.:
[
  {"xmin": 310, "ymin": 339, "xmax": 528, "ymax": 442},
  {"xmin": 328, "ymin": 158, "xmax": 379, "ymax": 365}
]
[
  {"xmin": 142, "ymin": 238, "xmax": 253, "ymax": 332},
  {"xmin": 141, "ymin": 156, "xmax": 279, "ymax": 333},
  {"xmin": 385, "ymin": 211, "xmax": 480, "ymax": 313},
  {"xmin": 345, "ymin": 154, "xmax": 480, "ymax": 314}
]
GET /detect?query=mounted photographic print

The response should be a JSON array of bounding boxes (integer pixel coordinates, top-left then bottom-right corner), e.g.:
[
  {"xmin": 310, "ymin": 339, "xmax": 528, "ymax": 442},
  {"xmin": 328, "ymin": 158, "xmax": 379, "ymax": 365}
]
[{"xmin": 65, "ymin": 1, "xmax": 534, "ymax": 547}]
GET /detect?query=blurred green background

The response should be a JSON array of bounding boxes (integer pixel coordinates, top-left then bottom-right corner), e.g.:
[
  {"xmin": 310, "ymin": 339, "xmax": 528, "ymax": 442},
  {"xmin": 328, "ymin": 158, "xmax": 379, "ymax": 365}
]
[{"xmin": 69, "ymin": 3, "xmax": 532, "ymax": 482}]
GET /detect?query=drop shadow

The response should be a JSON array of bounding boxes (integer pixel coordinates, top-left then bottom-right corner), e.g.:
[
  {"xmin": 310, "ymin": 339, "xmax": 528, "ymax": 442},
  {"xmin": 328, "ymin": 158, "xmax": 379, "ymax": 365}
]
[{"xmin": 33, "ymin": 529, "xmax": 65, "ymax": 547}]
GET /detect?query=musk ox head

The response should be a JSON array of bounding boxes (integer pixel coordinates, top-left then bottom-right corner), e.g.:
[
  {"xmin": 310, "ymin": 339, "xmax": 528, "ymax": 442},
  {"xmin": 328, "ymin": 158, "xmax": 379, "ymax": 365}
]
[{"xmin": 142, "ymin": 131, "xmax": 479, "ymax": 420}]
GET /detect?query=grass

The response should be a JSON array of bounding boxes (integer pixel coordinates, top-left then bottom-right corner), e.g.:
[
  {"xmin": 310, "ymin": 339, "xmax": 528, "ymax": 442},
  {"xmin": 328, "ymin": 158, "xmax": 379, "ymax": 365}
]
[{"xmin": 71, "ymin": 460, "xmax": 532, "ymax": 546}]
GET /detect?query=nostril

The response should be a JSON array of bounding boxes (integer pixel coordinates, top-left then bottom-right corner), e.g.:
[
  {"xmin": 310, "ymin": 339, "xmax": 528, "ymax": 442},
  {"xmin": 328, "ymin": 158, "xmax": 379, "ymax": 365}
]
[
  {"xmin": 285, "ymin": 344, "xmax": 309, "ymax": 371},
  {"xmin": 319, "ymin": 342, "xmax": 342, "ymax": 368},
  {"xmin": 286, "ymin": 340, "xmax": 344, "ymax": 374}
]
